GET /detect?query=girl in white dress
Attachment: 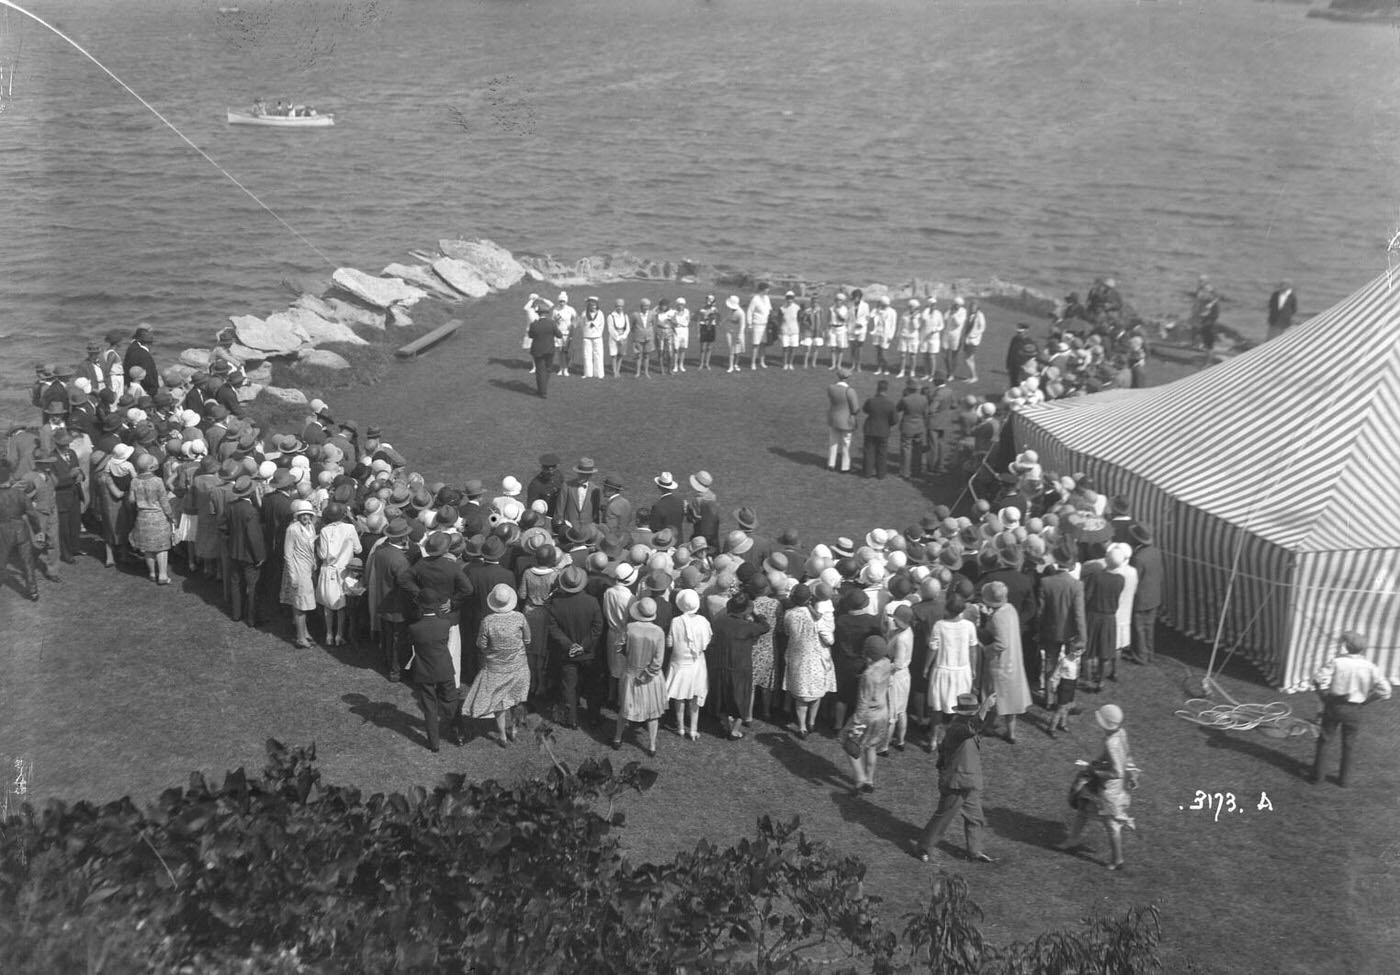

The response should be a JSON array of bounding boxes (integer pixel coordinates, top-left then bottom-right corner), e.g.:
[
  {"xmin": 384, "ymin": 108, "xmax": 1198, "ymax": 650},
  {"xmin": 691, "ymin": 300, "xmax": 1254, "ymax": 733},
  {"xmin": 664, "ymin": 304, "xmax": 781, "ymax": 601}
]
[
  {"xmin": 665, "ymin": 589, "xmax": 712, "ymax": 740},
  {"xmin": 315, "ymin": 502, "xmax": 362, "ymax": 646},
  {"xmin": 923, "ymin": 593, "xmax": 978, "ymax": 748}
]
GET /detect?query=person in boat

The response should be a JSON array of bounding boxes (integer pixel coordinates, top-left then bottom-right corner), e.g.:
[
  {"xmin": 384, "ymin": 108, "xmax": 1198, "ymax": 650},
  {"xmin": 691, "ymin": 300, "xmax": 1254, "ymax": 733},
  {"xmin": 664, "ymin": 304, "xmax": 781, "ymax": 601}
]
[
  {"xmin": 275, "ymin": 99, "xmax": 286, "ymax": 116},
  {"xmin": 252, "ymin": 96, "xmax": 268, "ymax": 117}
]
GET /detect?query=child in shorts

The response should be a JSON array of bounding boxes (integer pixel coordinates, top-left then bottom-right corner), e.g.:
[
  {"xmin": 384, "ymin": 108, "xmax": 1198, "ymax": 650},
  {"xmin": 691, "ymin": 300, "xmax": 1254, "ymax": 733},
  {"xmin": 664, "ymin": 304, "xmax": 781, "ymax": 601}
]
[{"xmin": 1048, "ymin": 641, "xmax": 1083, "ymax": 735}]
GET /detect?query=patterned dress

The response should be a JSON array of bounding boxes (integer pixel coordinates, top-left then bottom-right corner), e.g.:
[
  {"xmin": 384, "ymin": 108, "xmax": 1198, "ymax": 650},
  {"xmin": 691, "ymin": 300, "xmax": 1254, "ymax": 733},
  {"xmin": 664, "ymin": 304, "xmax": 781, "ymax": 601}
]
[
  {"xmin": 129, "ymin": 472, "xmax": 172, "ymax": 553},
  {"xmin": 461, "ymin": 611, "xmax": 531, "ymax": 717},
  {"xmin": 750, "ymin": 594, "xmax": 780, "ymax": 690},
  {"xmin": 782, "ymin": 607, "xmax": 836, "ymax": 701}
]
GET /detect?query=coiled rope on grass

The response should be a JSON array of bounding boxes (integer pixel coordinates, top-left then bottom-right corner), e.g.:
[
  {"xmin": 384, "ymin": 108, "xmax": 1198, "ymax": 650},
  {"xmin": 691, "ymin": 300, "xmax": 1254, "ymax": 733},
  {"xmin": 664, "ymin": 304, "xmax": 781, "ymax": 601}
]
[{"xmin": 1174, "ymin": 667, "xmax": 1318, "ymax": 739}]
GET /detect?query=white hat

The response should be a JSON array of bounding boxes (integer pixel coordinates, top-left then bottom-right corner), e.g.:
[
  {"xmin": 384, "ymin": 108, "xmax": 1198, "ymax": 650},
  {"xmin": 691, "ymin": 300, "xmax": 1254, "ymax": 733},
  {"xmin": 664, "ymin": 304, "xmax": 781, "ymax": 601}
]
[
  {"xmin": 835, "ymin": 292, "xmax": 847, "ymax": 301},
  {"xmin": 953, "ymin": 296, "xmax": 966, "ymax": 307},
  {"xmin": 557, "ymin": 291, "xmax": 569, "ymax": 301},
  {"xmin": 725, "ymin": 295, "xmax": 741, "ymax": 310},
  {"xmin": 675, "ymin": 297, "xmax": 686, "ymax": 305},
  {"xmin": 181, "ymin": 410, "xmax": 201, "ymax": 427},
  {"xmin": 785, "ymin": 290, "xmax": 796, "ymax": 298},
  {"xmin": 309, "ymin": 398, "xmax": 328, "ymax": 415},
  {"xmin": 257, "ymin": 460, "xmax": 277, "ymax": 480},
  {"xmin": 501, "ymin": 475, "xmax": 522, "ymax": 497},
  {"xmin": 878, "ymin": 295, "xmax": 892, "ymax": 305},
  {"xmin": 907, "ymin": 298, "xmax": 921, "ymax": 308}
]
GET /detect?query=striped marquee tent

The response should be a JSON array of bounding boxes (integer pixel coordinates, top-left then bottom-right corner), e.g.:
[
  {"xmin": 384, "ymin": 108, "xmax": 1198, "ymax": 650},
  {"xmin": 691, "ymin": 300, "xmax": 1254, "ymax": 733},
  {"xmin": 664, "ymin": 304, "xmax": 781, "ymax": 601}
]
[{"xmin": 1012, "ymin": 271, "xmax": 1400, "ymax": 692}]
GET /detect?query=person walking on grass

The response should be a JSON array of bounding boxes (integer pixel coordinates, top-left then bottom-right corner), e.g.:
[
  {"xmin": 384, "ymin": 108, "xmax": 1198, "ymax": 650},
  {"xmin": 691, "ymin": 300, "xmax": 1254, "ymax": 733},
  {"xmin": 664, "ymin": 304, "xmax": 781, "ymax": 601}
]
[
  {"xmin": 606, "ymin": 298, "xmax": 630, "ymax": 378},
  {"xmin": 526, "ymin": 300, "xmax": 563, "ymax": 399},
  {"xmin": 915, "ymin": 691, "xmax": 998, "ymax": 864},
  {"xmin": 710, "ymin": 591, "xmax": 772, "ymax": 739},
  {"xmin": 845, "ymin": 635, "xmax": 893, "ymax": 795},
  {"xmin": 977, "ymin": 581, "xmax": 1032, "ymax": 744},
  {"xmin": 130, "ymin": 452, "xmax": 174, "ymax": 585},
  {"xmin": 1057, "ymin": 704, "xmax": 1138, "ymax": 870}
]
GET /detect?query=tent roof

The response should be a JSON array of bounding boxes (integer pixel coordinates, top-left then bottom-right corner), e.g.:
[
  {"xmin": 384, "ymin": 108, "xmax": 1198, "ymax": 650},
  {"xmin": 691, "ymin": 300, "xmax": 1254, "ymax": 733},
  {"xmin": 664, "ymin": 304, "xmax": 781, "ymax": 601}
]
[{"xmin": 1016, "ymin": 271, "xmax": 1400, "ymax": 552}]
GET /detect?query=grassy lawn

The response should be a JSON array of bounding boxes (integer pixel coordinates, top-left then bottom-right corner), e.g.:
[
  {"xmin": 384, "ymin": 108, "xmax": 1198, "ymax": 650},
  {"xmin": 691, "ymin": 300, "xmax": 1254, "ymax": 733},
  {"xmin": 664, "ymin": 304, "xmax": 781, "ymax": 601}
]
[{"xmin": 2, "ymin": 283, "xmax": 1395, "ymax": 973}]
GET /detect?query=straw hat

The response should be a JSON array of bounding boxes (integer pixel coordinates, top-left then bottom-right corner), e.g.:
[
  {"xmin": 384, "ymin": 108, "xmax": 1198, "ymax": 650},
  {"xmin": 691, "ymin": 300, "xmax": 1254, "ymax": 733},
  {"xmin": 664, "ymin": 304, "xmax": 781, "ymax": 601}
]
[
  {"xmin": 1095, "ymin": 704, "xmax": 1124, "ymax": 732},
  {"xmin": 629, "ymin": 596, "xmax": 658, "ymax": 622},
  {"xmin": 487, "ymin": 583, "xmax": 517, "ymax": 614},
  {"xmin": 501, "ymin": 475, "xmax": 522, "ymax": 497}
]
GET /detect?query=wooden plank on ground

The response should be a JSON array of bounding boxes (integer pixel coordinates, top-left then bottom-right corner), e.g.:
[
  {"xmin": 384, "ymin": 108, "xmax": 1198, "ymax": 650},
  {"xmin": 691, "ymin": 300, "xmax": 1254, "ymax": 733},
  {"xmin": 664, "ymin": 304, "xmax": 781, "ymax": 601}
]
[{"xmin": 395, "ymin": 319, "xmax": 462, "ymax": 358}]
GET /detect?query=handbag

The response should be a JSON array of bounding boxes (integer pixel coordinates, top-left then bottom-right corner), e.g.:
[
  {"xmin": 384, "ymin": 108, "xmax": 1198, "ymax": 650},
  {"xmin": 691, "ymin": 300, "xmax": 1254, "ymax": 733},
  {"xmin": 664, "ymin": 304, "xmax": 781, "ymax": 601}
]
[{"xmin": 840, "ymin": 722, "xmax": 868, "ymax": 759}]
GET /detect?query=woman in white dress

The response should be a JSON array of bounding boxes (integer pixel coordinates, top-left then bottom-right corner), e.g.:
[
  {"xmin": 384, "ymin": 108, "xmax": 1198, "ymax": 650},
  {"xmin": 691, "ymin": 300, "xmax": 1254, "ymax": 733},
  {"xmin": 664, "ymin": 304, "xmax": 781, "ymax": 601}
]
[
  {"xmin": 315, "ymin": 501, "xmax": 362, "ymax": 647},
  {"xmin": 827, "ymin": 293, "xmax": 850, "ymax": 371},
  {"xmin": 1106, "ymin": 542, "xmax": 1138, "ymax": 684},
  {"xmin": 923, "ymin": 593, "xmax": 977, "ymax": 748},
  {"xmin": 665, "ymin": 589, "xmax": 712, "ymax": 740}
]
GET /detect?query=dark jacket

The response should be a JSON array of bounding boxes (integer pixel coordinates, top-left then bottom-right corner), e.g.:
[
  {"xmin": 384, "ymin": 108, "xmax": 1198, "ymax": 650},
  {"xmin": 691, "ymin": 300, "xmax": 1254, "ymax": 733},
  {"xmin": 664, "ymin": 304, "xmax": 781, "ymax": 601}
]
[
  {"xmin": 895, "ymin": 391, "xmax": 930, "ymax": 437},
  {"xmin": 936, "ymin": 717, "xmax": 984, "ymax": 791},
  {"xmin": 1131, "ymin": 544, "xmax": 1164, "ymax": 612},
  {"xmin": 547, "ymin": 591, "xmax": 605, "ymax": 663},
  {"xmin": 528, "ymin": 317, "xmax": 562, "ymax": 357},
  {"xmin": 408, "ymin": 612, "xmax": 457, "ymax": 684},
  {"xmin": 122, "ymin": 341, "xmax": 159, "ymax": 395},
  {"xmin": 1035, "ymin": 570, "xmax": 1086, "ymax": 644},
  {"xmin": 220, "ymin": 496, "xmax": 266, "ymax": 564},
  {"xmin": 407, "ymin": 556, "xmax": 475, "ymax": 611},
  {"xmin": 649, "ymin": 492, "xmax": 685, "ymax": 535},
  {"xmin": 861, "ymin": 393, "xmax": 898, "ymax": 439}
]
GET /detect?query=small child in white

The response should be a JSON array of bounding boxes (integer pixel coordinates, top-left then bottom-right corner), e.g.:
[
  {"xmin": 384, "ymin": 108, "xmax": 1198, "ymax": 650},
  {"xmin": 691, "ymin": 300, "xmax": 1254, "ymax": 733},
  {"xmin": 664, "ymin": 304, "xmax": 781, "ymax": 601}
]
[{"xmin": 1048, "ymin": 642, "xmax": 1084, "ymax": 735}]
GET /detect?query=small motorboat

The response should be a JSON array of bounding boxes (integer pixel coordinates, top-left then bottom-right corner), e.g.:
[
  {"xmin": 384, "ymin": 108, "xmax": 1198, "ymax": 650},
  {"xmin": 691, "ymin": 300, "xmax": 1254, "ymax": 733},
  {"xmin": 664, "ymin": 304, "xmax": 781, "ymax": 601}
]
[{"xmin": 227, "ymin": 109, "xmax": 335, "ymax": 128}]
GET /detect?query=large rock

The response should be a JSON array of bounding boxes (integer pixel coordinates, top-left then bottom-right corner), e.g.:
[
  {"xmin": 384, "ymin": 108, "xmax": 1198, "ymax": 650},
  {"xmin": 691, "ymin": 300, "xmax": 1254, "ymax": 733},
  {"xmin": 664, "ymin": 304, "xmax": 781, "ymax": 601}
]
[
  {"xmin": 268, "ymin": 307, "xmax": 369, "ymax": 347},
  {"xmin": 323, "ymin": 297, "xmax": 385, "ymax": 330},
  {"xmin": 388, "ymin": 305, "xmax": 414, "ymax": 328},
  {"xmin": 437, "ymin": 238, "xmax": 526, "ymax": 289},
  {"xmin": 230, "ymin": 342, "xmax": 267, "ymax": 362},
  {"xmin": 235, "ymin": 382, "xmax": 265, "ymax": 403},
  {"xmin": 179, "ymin": 348, "xmax": 211, "ymax": 369},
  {"xmin": 293, "ymin": 293, "xmax": 339, "ymax": 320},
  {"xmin": 260, "ymin": 385, "xmax": 308, "ymax": 407},
  {"xmin": 245, "ymin": 361, "xmax": 273, "ymax": 385},
  {"xmin": 164, "ymin": 363, "xmax": 197, "ymax": 386},
  {"xmin": 298, "ymin": 349, "xmax": 352, "ymax": 371},
  {"xmin": 331, "ymin": 268, "xmax": 428, "ymax": 309},
  {"xmin": 431, "ymin": 258, "xmax": 491, "ymax": 298},
  {"xmin": 383, "ymin": 263, "xmax": 461, "ymax": 300},
  {"xmin": 231, "ymin": 314, "xmax": 309, "ymax": 357}
]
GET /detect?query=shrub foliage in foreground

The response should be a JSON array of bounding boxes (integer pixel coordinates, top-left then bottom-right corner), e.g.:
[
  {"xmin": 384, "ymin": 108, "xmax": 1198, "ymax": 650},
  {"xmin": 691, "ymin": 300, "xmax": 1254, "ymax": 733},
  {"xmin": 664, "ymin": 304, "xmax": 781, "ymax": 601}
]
[{"xmin": 0, "ymin": 738, "xmax": 1162, "ymax": 974}]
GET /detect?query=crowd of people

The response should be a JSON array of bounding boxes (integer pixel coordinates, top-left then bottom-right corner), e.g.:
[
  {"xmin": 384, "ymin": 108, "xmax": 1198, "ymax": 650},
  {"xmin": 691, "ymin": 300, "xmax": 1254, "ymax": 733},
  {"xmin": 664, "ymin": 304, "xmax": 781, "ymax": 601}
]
[
  {"xmin": 516, "ymin": 280, "xmax": 1151, "ymax": 401},
  {"xmin": 1, "ymin": 313, "xmax": 1171, "ymax": 867}
]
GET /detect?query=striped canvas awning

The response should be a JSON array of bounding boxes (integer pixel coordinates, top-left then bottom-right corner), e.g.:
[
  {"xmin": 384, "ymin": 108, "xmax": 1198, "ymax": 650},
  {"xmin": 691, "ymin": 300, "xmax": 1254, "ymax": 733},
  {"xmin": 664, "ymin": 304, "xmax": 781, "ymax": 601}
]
[{"xmin": 1012, "ymin": 271, "xmax": 1400, "ymax": 690}]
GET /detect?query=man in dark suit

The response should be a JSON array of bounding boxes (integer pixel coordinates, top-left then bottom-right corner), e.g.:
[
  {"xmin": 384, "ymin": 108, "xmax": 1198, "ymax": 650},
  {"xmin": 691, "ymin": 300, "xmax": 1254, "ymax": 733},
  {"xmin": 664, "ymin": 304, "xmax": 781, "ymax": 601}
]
[
  {"xmin": 547, "ymin": 565, "xmax": 605, "ymax": 728},
  {"xmin": 649, "ymin": 471, "xmax": 685, "ymax": 534},
  {"xmin": 1266, "ymin": 281, "xmax": 1297, "ymax": 340},
  {"xmin": 123, "ymin": 324, "xmax": 160, "ymax": 396},
  {"xmin": 733, "ymin": 506, "xmax": 773, "ymax": 568},
  {"xmin": 406, "ymin": 531, "xmax": 475, "ymax": 610},
  {"xmin": 895, "ymin": 380, "xmax": 930, "ymax": 480},
  {"xmin": 407, "ymin": 589, "xmax": 458, "ymax": 752},
  {"xmin": 75, "ymin": 341, "xmax": 108, "ymax": 394},
  {"xmin": 369, "ymin": 517, "xmax": 416, "ymax": 681},
  {"xmin": 218, "ymin": 475, "xmax": 266, "ymax": 626},
  {"xmin": 686, "ymin": 470, "xmax": 719, "ymax": 548},
  {"xmin": 557, "ymin": 457, "xmax": 601, "ymax": 531},
  {"xmin": 527, "ymin": 453, "xmax": 564, "ymax": 514},
  {"xmin": 527, "ymin": 305, "xmax": 563, "ymax": 397},
  {"xmin": 460, "ymin": 479, "xmax": 488, "ymax": 537},
  {"xmin": 49, "ymin": 430, "xmax": 84, "ymax": 563},
  {"xmin": 601, "ymin": 475, "xmax": 631, "ymax": 534},
  {"xmin": 259, "ymin": 470, "xmax": 296, "ymax": 606},
  {"xmin": 208, "ymin": 360, "xmax": 245, "ymax": 418},
  {"xmin": 860, "ymin": 379, "xmax": 898, "ymax": 479},
  {"xmin": 1035, "ymin": 541, "xmax": 1086, "ymax": 703},
  {"xmin": 1127, "ymin": 523, "xmax": 1164, "ymax": 665}
]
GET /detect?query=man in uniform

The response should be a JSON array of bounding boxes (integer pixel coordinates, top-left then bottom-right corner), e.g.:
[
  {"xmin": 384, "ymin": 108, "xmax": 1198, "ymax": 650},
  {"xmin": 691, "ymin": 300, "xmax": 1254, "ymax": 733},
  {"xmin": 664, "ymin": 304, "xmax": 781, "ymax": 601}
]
[{"xmin": 526, "ymin": 453, "xmax": 564, "ymax": 517}]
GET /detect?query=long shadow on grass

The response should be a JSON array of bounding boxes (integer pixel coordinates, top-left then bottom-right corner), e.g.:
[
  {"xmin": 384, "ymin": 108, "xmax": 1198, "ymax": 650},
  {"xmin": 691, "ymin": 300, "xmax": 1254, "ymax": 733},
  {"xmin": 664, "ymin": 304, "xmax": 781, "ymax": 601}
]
[
  {"xmin": 1195, "ymin": 726, "xmax": 1312, "ymax": 779},
  {"xmin": 984, "ymin": 805, "xmax": 1067, "ymax": 853},
  {"xmin": 487, "ymin": 357, "xmax": 532, "ymax": 372},
  {"xmin": 489, "ymin": 378, "xmax": 540, "ymax": 398},
  {"xmin": 767, "ymin": 446, "xmax": 831, "ymax": 471},
  {"xmin": 342, "ymin": 692, "xmax": 423, "ymax": 744}
]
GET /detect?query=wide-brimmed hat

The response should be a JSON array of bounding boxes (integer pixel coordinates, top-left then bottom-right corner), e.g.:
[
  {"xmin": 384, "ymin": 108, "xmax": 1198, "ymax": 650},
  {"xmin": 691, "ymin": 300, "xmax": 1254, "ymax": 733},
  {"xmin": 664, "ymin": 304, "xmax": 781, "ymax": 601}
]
[
  {"xmin": 865, "ymin": 528, "xmax": 890, "ymax": 551},
  {"xmin": 724, "ymin": 530, "xmax": 753, "ymax": 556},
  {"xmin": 629, "ymin": 596, "xmax": 658, "ymax": 622},
  {"xmin": 43, "ymin": 401, "xmax": 67, "ymax": 416},
  {"xmin": 229, "ymin": 475, "xmax": 255, "ymax": 498},
  {"xmin": 725, "ymin": 295, "xmax": 742, "ymax": 311},
  {"xmin": 651, "ymin": 527, "xmax": 675, "ymax": 549},
  {"xmin": 501, "ymin": 475, "xmax": 522, "ymax": 497},
  {"xmin": 1095, "ymin": 704, "xmax": 1124, "ymax": 731},
  {"xmin": 423, "ymin": 532, "xmax": 451, "ymax": 557},
  {"xmin": 831, "ymin": 536, "xmax": 855, "ymax": 558},
  {"xmin": 557, "ymin": 565, "xmax": 587, "ymax": 593},
  {"xmin": 1129, "ymin": 522, "xmax": 1154, "ymax": 545},
  {"xmin": 953, "ymin": 693, "xmax": 980, "ymax": 714},
  {"xmin": 653, "ymin": 471, "xmax": 679, "ymax": 491},
  {"xmin": 734, "ymin": 506, "xmax": 758, "ymax": 531},
  {"xmin": 689, "ymin": 470, "xmax": 713, "ymax": 493},
  {"xmin": 384, "ymin": 517, "xmax": 412, "ymax": 540},
  {"xmin": 463, "ymin": 478, "xmax": 485, "ymax": 498},
  {"xmin": 573, "ymin": 457, "xmax": 598, "ymax": 476},
  {"xmin": 488, "ymin": 583, "xmax": 517, "ymax": 613},
  {"xmin": 603, "ymin": 474, "xmax": 624, "ymax": 492},
  {"xmin": 612, "ymin": 562, "xmax": 637, "ymax": 585}
]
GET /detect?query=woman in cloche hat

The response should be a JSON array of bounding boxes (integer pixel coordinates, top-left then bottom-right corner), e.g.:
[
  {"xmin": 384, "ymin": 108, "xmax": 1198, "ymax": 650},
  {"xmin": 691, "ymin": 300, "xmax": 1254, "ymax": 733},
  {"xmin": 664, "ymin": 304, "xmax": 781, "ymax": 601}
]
[
  {"xmin": 460, "ymin": 584, "xmax": 531, "ymax": 747},
  {"xmin": 1057, "ymin": 703, "xmax": 1139, "ymax": 870},
  {"xmin": 614, "ymin": 596, "xmax": 668, "ymax": 756}
]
